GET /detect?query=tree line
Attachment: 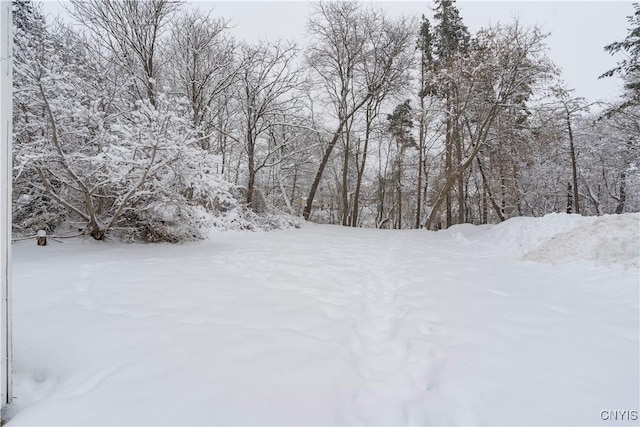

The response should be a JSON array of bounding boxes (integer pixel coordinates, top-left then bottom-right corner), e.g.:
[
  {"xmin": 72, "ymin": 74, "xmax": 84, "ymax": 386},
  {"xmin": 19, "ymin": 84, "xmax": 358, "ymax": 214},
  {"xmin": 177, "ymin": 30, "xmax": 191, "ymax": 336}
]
[{"xmin": 12, "ymin": 0, "xmax": 639, "ymax": 241}]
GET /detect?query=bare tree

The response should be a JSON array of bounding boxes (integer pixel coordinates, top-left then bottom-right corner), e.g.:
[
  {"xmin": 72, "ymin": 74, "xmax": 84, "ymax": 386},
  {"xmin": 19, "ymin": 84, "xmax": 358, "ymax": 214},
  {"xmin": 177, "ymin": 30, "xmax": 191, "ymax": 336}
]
[
  {"xmin": 350, "ymin": 11, "xmax": 414, "ymax": 227},
  {"xmin": 69, "ymin": 0, "xmax": 182, "ymax": 106},
  {"xmin": 168, "ymin": 10, "xmax": 237, "ymax": 148},
  {"xmin": 303, "ymin": 2, "xmax": 414, "ymax": 221},
  {"xmin": 218, "ymin": 41, "xmax": 302, "ymax": 210},
  {"xmin": 552, "ymin": 89, "xmax": 592, "ymax": 215}
]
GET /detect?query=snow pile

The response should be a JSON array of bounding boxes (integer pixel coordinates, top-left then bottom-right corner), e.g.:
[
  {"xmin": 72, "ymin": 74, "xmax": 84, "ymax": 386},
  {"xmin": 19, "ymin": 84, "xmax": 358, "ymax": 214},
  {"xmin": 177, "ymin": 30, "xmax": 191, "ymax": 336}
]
[
  {"xmin": 483, "ymin": 212, "xmax": 598, "ymax": 257},
  {"xmin": 478, "ymin": 212, "xmax": 639, "ymax": 268},
  {"xmin": 524, "ymin": 213, "xmax": 640, "ymax": 268}
]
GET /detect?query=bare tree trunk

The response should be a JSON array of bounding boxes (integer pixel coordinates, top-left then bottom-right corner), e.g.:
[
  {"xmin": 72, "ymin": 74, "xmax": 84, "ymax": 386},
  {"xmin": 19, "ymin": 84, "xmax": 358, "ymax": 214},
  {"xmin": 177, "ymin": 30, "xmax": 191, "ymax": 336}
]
[
  {"xmin": 352, "ymin": 112, "xmax": 373, "ymax": 227},
  {"xmin": 422, "ymin": 158, "xmax": 429, "ymax": 220},
  {"xmin": 477, "ymin": 157, "xmax": 505, "ymax": 222},
  {"xmin": 396, "ymin": 148, "xmax": 403, "ymax": 229},
  {"xmin": 455, "ymin": 121, "xmax": 464, "ymax": 223},
  {"xmin": 615, "ymin": 170, "xmax": 626, "ymax": 214},
  {"xmin": 416, "ymin": 120, "xmax": 424, "ymax": 229},
  {"xmin": 566, "ymin": 182, "xmax": 573, "ymax": 214},
  {"xmin": 426, "ymin": 177, "xmax": 453, "ymax": 230},
  {"xmin": 481, "ymin": 176, "xmax": 487, "ymax": 224},
  {"xmin": 290, "ymin": 166, "xmax": 299, "ymax": 212},
  {"xmin": 566, "ymin": 107, "xmax": 580, "ymax": 214},
  {"xmin": 246, "ymin": 126, "xmax": 256, "ymax": 208},
  {"xmin": 233, "ymin": 154, "xmax": 241, "ymax": 186},
  {"xmin": 416, "ymin": 64, "xmax": 426, "ymax": 229},
  {"xmin": 584, "ymin": 181, "xmax": 601, "ymax": 215},
  {"xmin": 277, "ymin": 171, "xmax": 294, "ymax": 214},
  {"xmin": 303, "ymin": 132, "xmax": 340, "ymax": 220},
  {"xmin": 218, "ymin": 109, "xmax": 228, "ymax": 176},
  {"xmin": 496, "ymin": 141, "xmax": 507, "ymax": 218},
  {"xmin": 377, "ymin": 175, "xmax": 385, "ymax": 228},
  {"xmin": 445, "ymin": 114, "xmax": 453, "ymax": 227},
  {"xmin": 512, "ymin": 163, "xmax": 522, "ymax": 215},
  {"xmin": 341, "ymin": 125, "xmax": 351, "ymax": 226},
  {"xmin": 376, "ymin": 142, "xmax": 386, "ymax": 228},
  {"xmin": 303, "ymin": 95, "xmax": 373, "ymax": 220}
]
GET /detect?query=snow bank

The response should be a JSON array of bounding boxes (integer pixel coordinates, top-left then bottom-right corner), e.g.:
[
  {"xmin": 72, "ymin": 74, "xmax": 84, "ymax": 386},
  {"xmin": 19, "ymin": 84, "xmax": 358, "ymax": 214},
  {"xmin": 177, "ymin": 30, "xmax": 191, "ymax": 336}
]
[
  {"xmin": 524, "ymin": 213, "xmax": 640, "ymax": 268},
  {"xmin": 472, "ymin": 212, "xmax": 639, "ymax": 268},
  {"xmin": 483, "ymin": 212, "xmax": 598, "ymax": 257}
]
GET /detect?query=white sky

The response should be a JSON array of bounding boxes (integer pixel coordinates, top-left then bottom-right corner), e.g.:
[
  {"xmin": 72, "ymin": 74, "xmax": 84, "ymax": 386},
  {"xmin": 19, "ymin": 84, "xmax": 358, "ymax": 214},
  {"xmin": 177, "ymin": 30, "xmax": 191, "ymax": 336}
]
[{"xmin": 39, "ymin": 1, "xmax": 633, "ymax": 103}]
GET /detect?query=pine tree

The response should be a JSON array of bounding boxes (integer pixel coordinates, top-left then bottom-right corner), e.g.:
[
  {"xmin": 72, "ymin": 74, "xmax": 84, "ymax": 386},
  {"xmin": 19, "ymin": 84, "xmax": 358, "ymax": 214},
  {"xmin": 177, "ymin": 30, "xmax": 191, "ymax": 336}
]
[
  {"xmin": 388, "ymin": 100, "xmax": 415, "ymax": 229},
  {"xmin": 432, "ymin": 0, "xmax": 470, "ymax": 67},
  {"xmin": 416, "ymin": 16, "xmax": 434, "ymax": 228},
  {"xmin": 431, "ymin": 0, "xmax": 470, "ymax": 227},
  {"xmin": 388, "ymin": 100, "xmax": 415, "ymax": 147},
  {"xmin": 601, "ymin": 3, "xmax": 640, "ymax": 108},
  {"xmin": 418, "ymin": 16, "xmax": 435, "ymax": 96}
]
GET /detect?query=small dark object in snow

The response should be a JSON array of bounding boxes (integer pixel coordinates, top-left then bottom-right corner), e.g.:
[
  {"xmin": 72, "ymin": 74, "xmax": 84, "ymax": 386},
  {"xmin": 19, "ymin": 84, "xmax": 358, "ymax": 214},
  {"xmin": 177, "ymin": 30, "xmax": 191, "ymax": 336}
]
[{"xmin": 37, "ymin": 230, "xmax": 47, "ymax": 246}]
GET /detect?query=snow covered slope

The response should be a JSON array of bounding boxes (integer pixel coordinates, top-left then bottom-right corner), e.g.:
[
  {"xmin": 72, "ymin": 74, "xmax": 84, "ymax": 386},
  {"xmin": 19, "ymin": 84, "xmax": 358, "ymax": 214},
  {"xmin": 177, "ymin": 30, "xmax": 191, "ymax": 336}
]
[{"xmin": 6, "ymin": 214, "xmax": 639, "ymax": 426}]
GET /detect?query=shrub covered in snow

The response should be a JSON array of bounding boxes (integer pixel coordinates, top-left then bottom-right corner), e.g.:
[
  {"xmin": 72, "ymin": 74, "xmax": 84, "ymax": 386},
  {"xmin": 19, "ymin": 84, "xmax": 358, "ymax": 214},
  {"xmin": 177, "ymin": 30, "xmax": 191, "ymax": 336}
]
[
  {"xmin": 12, "ymin": 192, "xmax": 66, "ymax": 237},
  {"xmin": 212, "ymin": 205, "xmax": 302, "ymax": 231},
  {"xmin": 12, "ymin": 11, "xmax": 236, "ymax": 242}
]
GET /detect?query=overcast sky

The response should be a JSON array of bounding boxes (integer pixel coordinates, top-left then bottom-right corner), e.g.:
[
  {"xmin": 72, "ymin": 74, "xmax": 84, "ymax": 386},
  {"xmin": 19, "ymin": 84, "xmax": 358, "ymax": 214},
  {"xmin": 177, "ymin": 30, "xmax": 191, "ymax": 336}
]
[{"xmin": 40, "ymin": 1, "xmax": 633, "ymax": 103}]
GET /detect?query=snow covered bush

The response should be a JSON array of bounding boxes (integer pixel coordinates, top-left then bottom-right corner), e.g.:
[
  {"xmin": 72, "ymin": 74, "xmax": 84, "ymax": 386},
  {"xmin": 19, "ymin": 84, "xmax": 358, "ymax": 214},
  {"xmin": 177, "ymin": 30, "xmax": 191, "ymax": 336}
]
[
  {"xmin": 12, "ymin": 191, "xmax": 66, "ymax": 237},
  {"xmin": 12, "ymin": 6, "xmax": 235, "ymax": 242},
  {"xmin": 99, "ymin": 96, "xmax": 236, "ymax": 242},
  {"xmin": 212, "ymin": 205, "xmax": 301, "ymax": 231}
]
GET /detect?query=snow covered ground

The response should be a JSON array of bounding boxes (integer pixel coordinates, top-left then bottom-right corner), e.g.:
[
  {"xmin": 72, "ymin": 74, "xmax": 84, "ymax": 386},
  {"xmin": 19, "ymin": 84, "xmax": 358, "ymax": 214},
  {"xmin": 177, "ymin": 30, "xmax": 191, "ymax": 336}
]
[{"xmin": 5, "ymin": 213, "xmax": 639, "ymax": 426}]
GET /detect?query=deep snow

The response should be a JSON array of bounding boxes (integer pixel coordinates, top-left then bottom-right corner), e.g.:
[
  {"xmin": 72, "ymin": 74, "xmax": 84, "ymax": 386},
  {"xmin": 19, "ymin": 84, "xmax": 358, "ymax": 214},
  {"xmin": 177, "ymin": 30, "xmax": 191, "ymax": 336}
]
[{"xmin": 5, "ymin": 213, "xmax": 639, "ymax": 426}]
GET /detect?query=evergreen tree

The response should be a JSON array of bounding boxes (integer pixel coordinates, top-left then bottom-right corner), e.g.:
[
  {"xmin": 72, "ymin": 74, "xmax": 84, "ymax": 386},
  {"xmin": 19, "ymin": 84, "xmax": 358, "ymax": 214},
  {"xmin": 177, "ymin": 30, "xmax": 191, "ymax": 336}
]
[
  {"xmin": 601, "ymin": 3, "xmax": 640, "ymax": 108},
  {"xmin": 432, "ymin": 0, "xmax": 470, "ymax": 67},
  {"xmin": 388, "ymin": 100, "xmax": 414, "ymax": 228},
  {"xmin": 417, "ymin": 15, "xmax": 435, "ymax": 96},
  {"xmin": 431, "ymin": 0, "xmax": 470, "ymax": 227},
  {"xmin": 387, "ymin": 100, "xmax": 415, "ymax": 148},
  {"xmin": 416, "ymin": 15, "xmax": 434, "ymax": 228}
]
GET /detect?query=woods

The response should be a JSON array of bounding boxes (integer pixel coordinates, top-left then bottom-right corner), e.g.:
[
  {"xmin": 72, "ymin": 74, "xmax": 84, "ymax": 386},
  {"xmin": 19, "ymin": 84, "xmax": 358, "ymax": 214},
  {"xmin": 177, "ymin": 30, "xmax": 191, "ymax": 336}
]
[{"xmin": 11, "ymin": 0, "xmax": 640, "ymax": 241}]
